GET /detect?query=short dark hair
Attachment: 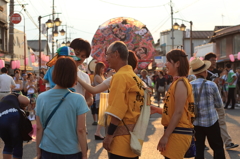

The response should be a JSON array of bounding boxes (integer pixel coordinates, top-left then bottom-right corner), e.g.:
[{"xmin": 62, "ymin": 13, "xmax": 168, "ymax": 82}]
[
  {"xmin": 110, "ymin": 41, "xmax": 128, "ymax": 61},
  {"xmin": 128, "ymin": 50, "xmax": 138, "ymax": 70},
  {"xmin": 226, "ymin": 63, "xmax": 231, "ymax": 68},
  {"xmin": 1, "ymin": 67, "xmax": 7, "ymax": 73},
  {"xmin": 70, "ymin": 38, "xmax": 91, "ymax": 58},
  {"xmin": 27, "ymin": 72, "xmax": 33, "ymax": 79},
  {"xmin": 15, "ymin": 70, "xmax": 20, "ymax": 75},
  {"xmin": 166, "ymin": 49, "xmax": 189, "ymax": 77},
  {"xmin": 94, "ymin": 62, "xmax": 105, "ymax": 76},
  {"xmin": 159, "ymin": 71, "xmax": 164, "ymax": 76},
  {"xmin": 52, "ymin": 57, "xmax": 77, "ymax": 88},
  {"xmin": 204, "ymin": 52, "xmax": 216, "ymax": 60}
]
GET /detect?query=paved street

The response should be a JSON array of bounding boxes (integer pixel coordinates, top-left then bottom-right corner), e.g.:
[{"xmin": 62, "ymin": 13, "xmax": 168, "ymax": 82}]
[{"xmin": 0, "ymin": 103, "xmax": 240, "ymax": 159}]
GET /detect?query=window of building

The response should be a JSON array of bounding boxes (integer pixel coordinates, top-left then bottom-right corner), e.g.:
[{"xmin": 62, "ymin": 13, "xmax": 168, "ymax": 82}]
[
  {"xmin": 220, "ymin": 38, "xmax": 226, "ymax": 57},
  {"xmin": 233, "ymin": 34, "xmax": 240, "ymax": 54}
]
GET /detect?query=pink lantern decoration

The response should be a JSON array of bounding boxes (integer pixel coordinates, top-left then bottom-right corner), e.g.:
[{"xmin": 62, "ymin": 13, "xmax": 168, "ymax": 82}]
[
  {"xmin": 45, "ymin": 56, "xmax": 49, "ymax": 62},
  {"xmin": 25, "ymin": 58, "xmax": 29, "ymax": 65},
  {"xmin": 16, "ymin": 60, "xmax": 20, "ymax": 69},
  {"xmin": 189, "ymin": 57, "xmax": 195, "ymax": 62},
  {"xmin": 0, "ymin": 60, "xmax": 4, "ymax": 69},
  {"xmin": 11, "ymin": 61, "xmax": 16, "ymax": 69},
  {"xmin": 42, "ymin": 54, "xmax": 46, "ymax": 61},
  {"xmin": 238, "ymin": 52, "xmax": 240, "ymax": 60},
  {"xmin": 31, "ymin": 54, "xmax": 35, "ymax": 63},
  {"xmin": 199, "ymin": 57, "xmax": 203, "ymax": 60},
  {"xmin": 229, "ymin": 54, "xmax": 235, "ymax": 62}
]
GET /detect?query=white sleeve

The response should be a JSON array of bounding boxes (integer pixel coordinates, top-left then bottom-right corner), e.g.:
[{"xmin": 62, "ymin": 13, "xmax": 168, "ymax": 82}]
[
  {"xmin": 11, "ymin": 78, "xmax": 16, "ymax": 86},
  {"xmin": 85, "ymin": 74, "xmax": 91, "ymax": 85},
  {"xmin": 102, "ymin": 77, "xmax": 112, "ymax": 88}
]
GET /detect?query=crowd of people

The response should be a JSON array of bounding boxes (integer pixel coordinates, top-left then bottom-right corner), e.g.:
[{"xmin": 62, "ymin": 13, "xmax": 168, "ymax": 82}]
[{"xmin": 0, "ymin": 38, "xmax": 239, "ymax": 159}]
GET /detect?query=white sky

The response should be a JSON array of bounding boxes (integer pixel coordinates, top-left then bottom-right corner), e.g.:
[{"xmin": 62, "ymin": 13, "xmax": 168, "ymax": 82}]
[{"xmin": 13, "ymin": 0, "xmax": 240, "ymax": 45}]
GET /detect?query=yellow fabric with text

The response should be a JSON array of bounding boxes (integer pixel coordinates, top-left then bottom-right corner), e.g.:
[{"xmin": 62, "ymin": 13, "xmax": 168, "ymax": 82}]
[
  {"xmin": 161, "ymin": 77, "xmax": 195, "ymax": 159},
  {"xmin": 105, "ymin": 65, "xmax": 144, "ymax": 158}
]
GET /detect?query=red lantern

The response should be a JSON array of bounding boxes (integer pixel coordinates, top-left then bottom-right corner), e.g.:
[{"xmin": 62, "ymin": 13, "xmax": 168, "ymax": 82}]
[
  {"xmin": 238, "ymin": 52, "xmax": 240, "ymax": 60},
  {"xmin": 31, "ymin": 54, "xmax": 35, "ymax": 63},
  {"xmin": 229, "ymin": 54, "xmax": 235, "ymax": 62},
  {"xmin": 25, "ymin": 58, "xmax": 29, "ymax": 65},
  {"xmin": 11, "ymin": 61, "xmax": 16, "ymax": 69}
]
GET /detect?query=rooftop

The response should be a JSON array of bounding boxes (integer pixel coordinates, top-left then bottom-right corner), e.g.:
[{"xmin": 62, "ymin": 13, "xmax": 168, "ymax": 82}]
[
  {"xmin": 27, "ymin": 40, "xmax": 48, "ymax": 52},
  {"xmin": 183, "ymin": 31, "xmax": 213, "ymax": 39}
]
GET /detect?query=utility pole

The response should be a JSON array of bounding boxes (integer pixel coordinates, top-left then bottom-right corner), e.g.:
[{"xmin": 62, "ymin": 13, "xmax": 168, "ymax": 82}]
[
  {"xmin": 170, "ymin": 0, "xmax": 174, "ymax": 49},
  {"xmin": 9, "ymin": 0, "xmax": 14, "ymax": 56},
  {"xmin": 52, "ymin": 0, "xmax": 55, "ymax": 57}
]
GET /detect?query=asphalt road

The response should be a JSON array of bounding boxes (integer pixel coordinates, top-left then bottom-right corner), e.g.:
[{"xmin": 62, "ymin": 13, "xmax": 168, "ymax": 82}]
[{"xmin": 1, "ymin": 103, "xmax": 240, "ymax": 159}]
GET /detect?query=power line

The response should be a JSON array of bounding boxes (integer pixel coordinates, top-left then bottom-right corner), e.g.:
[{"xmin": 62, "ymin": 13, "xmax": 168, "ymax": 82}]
[
  {"xmin": 153, "ymin": 16, "xmax": 171, "ymax": 34},
  {"xmin": 174, "ymin": 0, "xmax": 201, "ymax": 13},
  {"xmin": 71, "ymin": 28, "xmax": 93, "ymax": 34},
  {"xmin": 100, "ymin": 0, "xmax": 169, "ymax": 8}
]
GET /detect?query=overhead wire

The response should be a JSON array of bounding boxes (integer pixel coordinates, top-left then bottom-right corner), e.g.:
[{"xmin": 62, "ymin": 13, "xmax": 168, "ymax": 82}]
[{"xmin": 99, "ymin": 0, "xmax": 169, "ymax": 8}]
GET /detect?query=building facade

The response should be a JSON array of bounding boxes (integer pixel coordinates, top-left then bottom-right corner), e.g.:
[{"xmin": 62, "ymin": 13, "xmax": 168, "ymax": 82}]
[{"xmin": 211, "ymin": 25, "xmax": 240, "ymax": 70}]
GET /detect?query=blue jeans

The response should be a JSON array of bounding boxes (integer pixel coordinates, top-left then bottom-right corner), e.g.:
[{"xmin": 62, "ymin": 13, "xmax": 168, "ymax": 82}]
[
  {"xmin": 0, "ymin": 111, "xmax": 23, "ymax": 158},
  {"xmin": 41, "ymin": 149, "xmax": 83, "ymax": 159}
]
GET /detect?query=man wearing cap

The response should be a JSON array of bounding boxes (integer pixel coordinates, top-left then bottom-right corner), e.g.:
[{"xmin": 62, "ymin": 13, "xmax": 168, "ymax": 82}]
[
  {"xmin": 204, "ymin": 53, "xmax": 239, "ymax": 150},
  {"xmin": 190, "ymin": 58, "xmax": 225, "ymax": 159},
  {"xmin": 44, "ymin": 46, "xmax": 80, "ymax": 90},
  {"xmin": 0, "ymin": 67, "xmax": 16, "ymax": 100}
]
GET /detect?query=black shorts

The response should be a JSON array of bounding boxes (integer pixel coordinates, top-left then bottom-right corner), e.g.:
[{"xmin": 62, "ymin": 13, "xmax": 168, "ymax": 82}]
[{"xmin": 91, "ymin": 100, "xmax": 99, "ymax": 115}]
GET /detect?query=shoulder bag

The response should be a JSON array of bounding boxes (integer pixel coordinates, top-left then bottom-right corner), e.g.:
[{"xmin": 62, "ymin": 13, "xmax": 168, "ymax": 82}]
[
  {"xmin": 185, "ymin": 79, "xmax": 206, "ymax": 158},
  {"xmin": 44, "ymin": 91, "xmax": 71, "ymax": 130},
  {"xmin": 122, "ymin": 87, "xmax": 150, "ymax": 156}
]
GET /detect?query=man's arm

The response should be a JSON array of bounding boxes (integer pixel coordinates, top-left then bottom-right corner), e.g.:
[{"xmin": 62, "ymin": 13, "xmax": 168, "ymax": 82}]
[
  {"xmin": 85, "ymin": 91, "xmax": 93, "ymax": 107},
  {"xmin": 103, "ymin": 116, "xmax": 120, "ymax": 151}
]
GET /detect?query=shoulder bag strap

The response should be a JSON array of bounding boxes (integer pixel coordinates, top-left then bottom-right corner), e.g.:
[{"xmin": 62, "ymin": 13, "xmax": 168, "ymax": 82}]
[
  {"xmin": 195, "ymin": 79, "xmax": 206, "ymax": 117},
  {"xmin": 44, "ymin": 91, "xmax": 71, "ymax": 130}
]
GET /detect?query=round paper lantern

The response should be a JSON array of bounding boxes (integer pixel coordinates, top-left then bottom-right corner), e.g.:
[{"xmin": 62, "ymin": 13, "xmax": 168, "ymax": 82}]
[
  {"xmin": 229, "ymin": 54, "xmax": 235, "ymax": 62},
  {"xmin": 11, "ymin": 61, "xmax": 16, "ymax": 69},
  {"xmin": 199, "ymin": 57, "xmax": 203, "ymax": 60},
  {"xmin": 42, "ymin": 54, "xmax": 46, "ymax": 61},
  {"xmin": 0, "ymin": 60, "xmax": 3, "ymax": 69},
  {"xmin": 189, "ymin": 57, "xmax": 195, "ymax": 63},
  {"xmin": 25, "ymin": 58, "xmax": 29, "ymax": 65},
  {"xmin": 45, "ymin": 56, "xmax": 49, "ymax": 62},
  {"xmin": 238, "ymin": 52, "xmax": 240, "ymax": 60},
  {"xmin": 16, "ymin": 60, "xmax": 20, "ymax": 69},
  {"xmin": 31, "ymin": 54, "xmax": 35, "ymax": 63}
]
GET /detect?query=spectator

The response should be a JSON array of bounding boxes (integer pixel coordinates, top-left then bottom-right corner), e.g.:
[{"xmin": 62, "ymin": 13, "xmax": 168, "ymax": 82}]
[
  {"xmin": 224, "ymin": 63, "xmax": 237, "ymax": 109},
  {"xmin": 38, "ymin": 72, "xmax": 46, "ymax": 93},
  {"xmin": 190, "ymin": 58, "xmax": 225, "ymax": 159},
  {"xmin": 0, "ymin": 67, "xmax": 16, "ymax": 100},
  {"xmin": 36, "ymin": 57, "xmax": 89, "ymax": 159},
  {"xmin": 155, "ymin": 71, "xmax": 166, "ymax": 107},
  {"xmin": 0, "ymin": 93, "xmax": 30, "ymax": 159},
  {"xmin": 12, "ymin": 71, "xmax": 23, "ymax": 94},
  {"xmin": 140, "ymin": 69, "xmax": 153, "ymax": 87}
]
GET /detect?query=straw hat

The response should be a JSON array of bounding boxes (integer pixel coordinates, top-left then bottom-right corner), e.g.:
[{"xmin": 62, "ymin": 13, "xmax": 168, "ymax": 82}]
[{"xmin": 189, "ymin": 58, "xmax": 211, "ymax": 75}]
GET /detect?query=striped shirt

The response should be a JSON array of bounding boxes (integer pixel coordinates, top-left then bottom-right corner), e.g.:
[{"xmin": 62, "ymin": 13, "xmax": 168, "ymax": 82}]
[{"xmin": 190, "ymin": 78, "xmax": 223, "ymax": 127}]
